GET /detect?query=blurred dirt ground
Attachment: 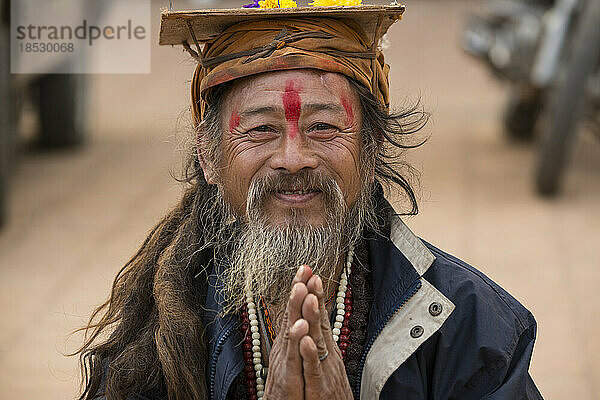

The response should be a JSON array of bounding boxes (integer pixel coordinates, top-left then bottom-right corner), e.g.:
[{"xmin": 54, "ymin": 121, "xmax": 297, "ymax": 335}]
[{"xmin": 1, "ymin": 0, "xmax": 599, "ymax": 399}]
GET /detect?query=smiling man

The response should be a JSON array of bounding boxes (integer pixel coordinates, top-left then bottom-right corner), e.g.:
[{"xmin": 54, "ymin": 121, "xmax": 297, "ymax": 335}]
[{"xmin": 76, "ymin": 4, "xmax": 543, "ymax": 400}]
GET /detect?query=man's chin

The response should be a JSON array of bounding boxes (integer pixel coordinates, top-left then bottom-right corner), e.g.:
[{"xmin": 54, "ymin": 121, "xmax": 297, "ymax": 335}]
[
  {"xmin": 255, "ymin": 202, "xmax": 330, "ymax": 228},
  {"xmin": 256, "ymin": 211, "xmax": 328, "ymax": 230}
]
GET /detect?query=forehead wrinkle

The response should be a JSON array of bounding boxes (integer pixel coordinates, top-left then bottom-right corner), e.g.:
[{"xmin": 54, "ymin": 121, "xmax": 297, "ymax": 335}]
[
  {"xmin": 302, "ymin": 103, "xmax": 346, "ymax": 115},
  {"xmin": 239, "ymin": 103, "xmax": 346, "ymax": 120},
  {"xmin": 240, "ymin": 105, "xmax": 283, "ymax": 118}
]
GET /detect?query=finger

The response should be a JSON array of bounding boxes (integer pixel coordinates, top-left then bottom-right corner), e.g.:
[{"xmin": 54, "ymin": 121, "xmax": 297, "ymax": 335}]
[
  {"xmin": 307, "ymin": 275, "xmax": 336, "ymax": 345},
  {"xmin": 281, "ymin": 265, "xmax": 311, "ymax": 333},
  {"xmin": 278, "ymin": 265, "xmax": 312, "ymax": 332},
  {"xmin": 287, "ymin": 318, "xmax": 309, "ymax": 374},
  {"xmin": 299, "ymin": 335, "xmax": 324, "ymax": 395},
  {"xmin": 301, "ymin": 293, "xmax": 327, "ymax": 359},
  {"xmin": 285, "ymin": 282, "xmax": 307, "ymax": 332},
  {"xmin": 292, "ymin": 265, "xmax": 313, "ymax": 286},
  {"xmin": 307, "ymin": 274, "xmax": 326, "ymax": 318}
]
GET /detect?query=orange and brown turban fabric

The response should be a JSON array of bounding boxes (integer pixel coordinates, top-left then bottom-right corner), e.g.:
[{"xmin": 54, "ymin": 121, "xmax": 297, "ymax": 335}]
[{"xmin": 190, "ymin": 17, "xmax": 393, "ymax": 125}]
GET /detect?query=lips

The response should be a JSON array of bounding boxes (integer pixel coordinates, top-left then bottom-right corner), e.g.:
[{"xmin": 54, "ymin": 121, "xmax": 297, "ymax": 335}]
[
  {"xmin": 278, "ymin": 190, "xmax": 314, "ymax": 195},
  {"xmin": 273, "ymin": 189, "xmax": 320, "ymax": 205}
]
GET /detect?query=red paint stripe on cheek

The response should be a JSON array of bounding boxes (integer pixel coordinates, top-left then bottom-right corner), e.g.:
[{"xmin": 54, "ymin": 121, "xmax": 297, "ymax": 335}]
[
  {"xmin": 283, "ymin": 81, "xmax": 301, "ymax": 139},
  {"xmin": 341, "ymin": 96, "xmax": 354, "ymax": 126},
  {"xmin": 229, "ymin": 111, "xmax": 241, "ymax": 133}
]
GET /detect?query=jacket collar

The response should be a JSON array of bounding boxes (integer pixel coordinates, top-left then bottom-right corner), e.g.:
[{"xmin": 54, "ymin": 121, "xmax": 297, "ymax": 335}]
[
  {"xmin": 361, "ymin": 198, "xmax": 455, "ymax": 399},
  {"xmin": 365, "ymin": 192, "xmax": 436, "ymax": 334}
]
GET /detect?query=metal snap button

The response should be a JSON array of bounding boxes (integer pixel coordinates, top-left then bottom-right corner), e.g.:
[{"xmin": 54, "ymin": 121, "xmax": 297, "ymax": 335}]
[
  {"xmin": 429, "ymin": 302, "xmax": 443, "ymax": 316},
  {"xmin": 410, "ymin": 325, "xmax": 424, "ymax": 338}
]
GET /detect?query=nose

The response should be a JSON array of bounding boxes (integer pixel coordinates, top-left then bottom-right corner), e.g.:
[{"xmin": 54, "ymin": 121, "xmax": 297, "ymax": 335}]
[{"xmin": 268, "ymin": 133, "xmax": 319, "ymax": 174}]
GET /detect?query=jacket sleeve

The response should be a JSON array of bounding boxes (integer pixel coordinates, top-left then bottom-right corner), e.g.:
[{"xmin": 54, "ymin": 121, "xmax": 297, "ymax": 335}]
[
  {"xmin": 377, "ymin": 246, "xmax": 544, "ymax": 400},
  {"xmin": 426, "ymin": 287, "xmax": 544, "ymax": 400},
  {"xmin": 424, "ymin": 250, "xmax": 543, "ymax": 400},
  {"xmin": 481, "ymin": 323, "xmax": 543, "ymax": 400}
]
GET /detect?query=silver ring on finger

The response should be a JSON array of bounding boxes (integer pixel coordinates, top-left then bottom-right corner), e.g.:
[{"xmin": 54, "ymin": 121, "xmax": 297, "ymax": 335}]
[{"xmin": 318, "ymin": 349, "xmax": 329, "ymax": 362}]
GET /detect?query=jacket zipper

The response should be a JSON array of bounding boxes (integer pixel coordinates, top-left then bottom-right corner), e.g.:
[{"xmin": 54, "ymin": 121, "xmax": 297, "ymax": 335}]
[
  {"xmin": 353, "ymin": 279, "xmax": 422, "ymax": 399},
  {"xmin": 209, "ymin": 321, "xmax": 237, "ymax": 400}
]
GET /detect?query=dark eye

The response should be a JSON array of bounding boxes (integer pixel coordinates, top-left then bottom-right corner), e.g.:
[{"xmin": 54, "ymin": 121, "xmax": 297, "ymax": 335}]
[
  {"xmin": 251, "ymin": 125, "xmax": 273, "ymax": 132},
  {"xmin": 246, "ymin": 125, "xmax": 278, "ymax": 140},
  {"xmin": 310, "ymin": 123, "xmax": 336, "ymax": 131},
  {"xmin": 308, "ymin": 123, "xmax": 338, "ymax": 139}
]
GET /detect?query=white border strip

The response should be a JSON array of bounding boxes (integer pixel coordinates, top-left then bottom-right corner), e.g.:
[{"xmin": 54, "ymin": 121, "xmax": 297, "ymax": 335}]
[
  {"xmin": 389, "ymin": 216, "xmax": 436, "ymax": 276},
  {"xmin": 360, "ymin": 278, "xmax": 455, "ymax": 399}
]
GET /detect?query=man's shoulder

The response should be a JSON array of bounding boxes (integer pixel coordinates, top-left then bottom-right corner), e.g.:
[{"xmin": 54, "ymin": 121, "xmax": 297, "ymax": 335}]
[
  {"xmin": 398, "ymin": 241, "xmax": 542, "ymax": 399},
  {"xmin": 421, "ymin": 240, "xmax": 537, "ymax": 337}
]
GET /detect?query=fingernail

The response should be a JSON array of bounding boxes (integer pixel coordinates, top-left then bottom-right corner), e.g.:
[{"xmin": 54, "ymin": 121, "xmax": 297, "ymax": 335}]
[
  {"xmin": 292, "ymin": 319, "xmax": 304, "ymax": 333},
  {"xmin": 315, "ymin": 276, "xmax": 323, "ymax": 292},
  {"xmin": 312, "ymin": 296, "xmax": 319, "ymax": 312},
  {"xmin": 297, "ymin": 265, "xmax": 305, "ymax": 276}
]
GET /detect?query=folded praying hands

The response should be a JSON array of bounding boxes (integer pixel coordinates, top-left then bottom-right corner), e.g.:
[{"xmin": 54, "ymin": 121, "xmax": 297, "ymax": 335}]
[{"xmin": 263, "ymin": 265, "xmax": 353, "ymax": 400}]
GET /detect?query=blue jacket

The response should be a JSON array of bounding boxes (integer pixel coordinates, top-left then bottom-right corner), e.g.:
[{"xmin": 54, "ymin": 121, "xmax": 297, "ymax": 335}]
[{"xmin": 203, "ymin": 208, "xmax": 543, "ymax": 399}]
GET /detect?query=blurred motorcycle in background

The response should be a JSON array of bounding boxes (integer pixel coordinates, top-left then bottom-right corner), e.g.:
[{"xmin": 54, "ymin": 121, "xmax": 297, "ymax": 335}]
[{"xmin": 463, "ymin": 0, "xmax": 600, "ymax": 195}]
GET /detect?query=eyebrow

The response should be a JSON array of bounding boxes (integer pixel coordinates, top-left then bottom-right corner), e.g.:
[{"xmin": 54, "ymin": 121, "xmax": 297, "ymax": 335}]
[
  {"xmin": 303, "ymin": 103, "xmax": 345, "ymax": 114},
  {"xmin": 239, "ymin": 103, "xmax": 346, "ymax": 118},
  {"xmin": 240, "ymin": 106, "xmax": 280, "ymax": 118}
]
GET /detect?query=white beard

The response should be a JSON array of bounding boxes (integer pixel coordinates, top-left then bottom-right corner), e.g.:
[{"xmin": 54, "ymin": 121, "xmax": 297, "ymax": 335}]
[{"xmin": 216, "ymin": 171, "xmax": 376, "ymax": 314}]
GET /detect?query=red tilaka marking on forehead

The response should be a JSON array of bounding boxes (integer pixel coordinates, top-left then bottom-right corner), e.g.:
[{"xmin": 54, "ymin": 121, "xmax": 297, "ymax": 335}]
[
  {"xmin": 341, "ymin": 95, "xmax": 354, "ymax": 126},
  {"xmin": 229, "ymin": 111, "xmax": 241, "ymax": 133},
  {"xmin": 283, "ymin": 80, "xmax": 302, "ymax": 139}
]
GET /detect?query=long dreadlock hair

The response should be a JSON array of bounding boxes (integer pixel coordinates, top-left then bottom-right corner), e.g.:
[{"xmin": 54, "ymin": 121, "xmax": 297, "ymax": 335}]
[{"xmin": 73, "ymin": 76, "xmax": 428, "ymax": 400}]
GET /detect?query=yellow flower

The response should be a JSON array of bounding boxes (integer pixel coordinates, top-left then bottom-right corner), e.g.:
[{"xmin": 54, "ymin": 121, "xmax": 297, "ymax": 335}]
[
  {"xmin": 258, "ymin": 0, "xmax": 278, "ymax": 8},
  {"xmin": 310, "ymin": 0, "xmax": 336, "ymax": 5},
  {"xmin": 310, "ymin": 0, "xmax": 362, "ymax": 6},
  {"xmin": 257, "ymin": 0, "xmax": 360, "ymax": 8},
  {"xmin": 258, "ymin": 0, "xmax": 298, "ymax": 7},
  {"xmin": 279, "ymin": 0, "xmax": 298, "ymax": 7}
]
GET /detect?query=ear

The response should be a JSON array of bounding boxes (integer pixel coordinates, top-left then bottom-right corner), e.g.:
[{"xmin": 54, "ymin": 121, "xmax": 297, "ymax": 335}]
[{"xmin": 196, "ymin": 126, "xmax": 218, "ymax": 185}]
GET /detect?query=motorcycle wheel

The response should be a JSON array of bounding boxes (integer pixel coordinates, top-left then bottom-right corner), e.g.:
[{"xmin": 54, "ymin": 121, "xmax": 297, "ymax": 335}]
[
  {"xmin": 503, "ymin": 85, "xmax": 542, "ymax": 143},
  {"xmin": 535, "ymin": 0, "xmax": 600, "ymax": 195}
]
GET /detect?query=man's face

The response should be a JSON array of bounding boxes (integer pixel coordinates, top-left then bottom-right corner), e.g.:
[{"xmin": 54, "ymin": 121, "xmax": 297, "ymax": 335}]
[{"xmin": 212, "ymin": 69, "xmax": 363, "ymax": 227}]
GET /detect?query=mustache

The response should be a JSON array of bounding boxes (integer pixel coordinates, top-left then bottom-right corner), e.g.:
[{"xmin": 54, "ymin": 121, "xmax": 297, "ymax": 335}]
[{"xmin": 246, "ymin": 170, "xmax": 345, "ymax": 217}]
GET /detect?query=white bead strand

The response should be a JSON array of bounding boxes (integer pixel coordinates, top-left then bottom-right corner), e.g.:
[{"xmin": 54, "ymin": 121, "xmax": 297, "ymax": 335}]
[
  {"xmin": 245, "ymin": 294, "xmax": 265, "ymax": 400},
  {"xmin": 332, "ymin": 244, "xmax": 353, "ymax": 343}
]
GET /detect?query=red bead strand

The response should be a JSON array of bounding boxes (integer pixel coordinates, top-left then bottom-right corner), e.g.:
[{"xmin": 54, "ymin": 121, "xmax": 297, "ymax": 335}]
[
  {"xmin": 240, "ymin": 304, "xmax": 258, "ymax": 396},
  {"xmin": 337, "ymin": 283, "xmax": 352, "ymax": 361}
]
